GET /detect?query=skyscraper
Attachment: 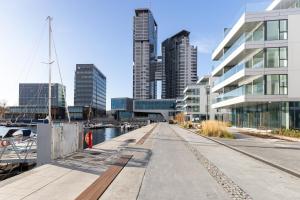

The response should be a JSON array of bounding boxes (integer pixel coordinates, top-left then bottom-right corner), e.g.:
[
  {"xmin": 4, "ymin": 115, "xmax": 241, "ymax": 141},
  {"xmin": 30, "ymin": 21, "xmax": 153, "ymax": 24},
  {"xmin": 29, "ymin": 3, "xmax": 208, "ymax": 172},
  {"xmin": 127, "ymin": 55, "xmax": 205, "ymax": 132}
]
[
  {"xmin": 162, "ymin": 30, "xmax": 198, "ymax": 99},
  {"xmin": 133, "ymin": 8, "xmax": 158, "ymax": 99},
  {"xmin": 74, "ymin": 64, "xmax": 106, "ymax": 117}
]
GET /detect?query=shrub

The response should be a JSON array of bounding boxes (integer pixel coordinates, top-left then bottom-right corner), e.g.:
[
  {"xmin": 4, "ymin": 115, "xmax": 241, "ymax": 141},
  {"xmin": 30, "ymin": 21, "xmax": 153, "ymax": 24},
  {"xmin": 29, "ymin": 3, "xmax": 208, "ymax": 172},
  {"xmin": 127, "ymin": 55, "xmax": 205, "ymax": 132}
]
[
  {"xmin": 199, "ymin": 120, "xmax": 234, "ymax": 139},
  {"xmin": 272, "ymin": 129, "xmax": 300, "ymax": 138}
]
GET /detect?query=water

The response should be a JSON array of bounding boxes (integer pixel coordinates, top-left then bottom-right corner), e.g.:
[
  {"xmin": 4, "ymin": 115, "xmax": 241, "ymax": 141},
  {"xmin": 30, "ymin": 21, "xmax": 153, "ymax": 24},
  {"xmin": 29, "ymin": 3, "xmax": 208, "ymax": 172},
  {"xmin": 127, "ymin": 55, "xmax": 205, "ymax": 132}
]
[
  {"xmin": 0, "ymin": 125, "xmax": 128, "ymax": 148},
  {"xmin": 84, "ymin": 127, "xmax": 128, "ymax": 148}
]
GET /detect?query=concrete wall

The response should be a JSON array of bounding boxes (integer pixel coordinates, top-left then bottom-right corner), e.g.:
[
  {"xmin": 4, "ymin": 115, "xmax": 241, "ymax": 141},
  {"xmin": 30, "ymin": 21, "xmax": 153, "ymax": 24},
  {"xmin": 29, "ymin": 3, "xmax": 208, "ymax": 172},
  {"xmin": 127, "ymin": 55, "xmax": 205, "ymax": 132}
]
[
  {"xmin": 288, "ymin": 14, "xmax": 300, "ymax": 99},
  {"xmin": 37, "ymin": 123, "xmax": 83, "ymax": 166}
]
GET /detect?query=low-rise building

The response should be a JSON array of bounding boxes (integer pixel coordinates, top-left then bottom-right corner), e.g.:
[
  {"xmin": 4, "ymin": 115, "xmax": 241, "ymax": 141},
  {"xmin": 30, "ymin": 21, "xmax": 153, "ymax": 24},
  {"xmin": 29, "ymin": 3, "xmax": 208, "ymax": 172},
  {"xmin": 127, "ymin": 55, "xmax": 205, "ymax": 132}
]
[
  {"xmin": 133, "ymin": 99, "xmax": 176, "ymax": 121},
  {"xmin": 111, "ymin": 98, "xmax": 133, "ymax": 121},
  {"xmin": 6, "ymin": 83, "xmax": 66, "ymax": 120}
]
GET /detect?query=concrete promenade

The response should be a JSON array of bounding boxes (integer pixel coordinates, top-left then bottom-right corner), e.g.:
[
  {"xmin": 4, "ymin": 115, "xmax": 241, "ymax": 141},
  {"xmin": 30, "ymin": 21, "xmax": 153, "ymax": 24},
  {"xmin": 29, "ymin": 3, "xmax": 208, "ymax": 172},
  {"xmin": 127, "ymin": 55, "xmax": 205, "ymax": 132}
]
[{"xmin": 0, "ymin": 123, "xmax": 300, "ymax": 200}]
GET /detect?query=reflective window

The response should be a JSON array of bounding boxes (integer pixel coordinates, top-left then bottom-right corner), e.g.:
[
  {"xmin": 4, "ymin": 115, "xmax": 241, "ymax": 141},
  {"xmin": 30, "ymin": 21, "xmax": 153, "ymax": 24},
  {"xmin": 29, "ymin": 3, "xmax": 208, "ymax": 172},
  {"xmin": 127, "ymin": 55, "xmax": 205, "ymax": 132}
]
[
  {"xmin": 266, "ymin": 21, "xmax": 279, "ymax": 40},
  {"xmin": 266, "ymin": 47, "xmax": 287, "ymax": 68},
  {"xmin": 265, "ymin": 75, "xmax": 287, "ymax": 95},
  {"xmin": 266, "ymin": 20, "xmax": 288, "ymax": 41}
]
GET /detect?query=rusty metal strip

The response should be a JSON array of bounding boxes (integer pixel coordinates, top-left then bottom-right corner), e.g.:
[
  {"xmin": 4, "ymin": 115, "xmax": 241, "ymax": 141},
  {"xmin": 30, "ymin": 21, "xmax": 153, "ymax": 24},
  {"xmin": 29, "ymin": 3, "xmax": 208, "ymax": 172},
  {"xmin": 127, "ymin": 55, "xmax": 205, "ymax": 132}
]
[
  {"xmin": 75, "ymin": 155, "xmax": 133, "ymax": 200},
  {"xmin": 136, "ymin": 123, "xmax": 158, "ymax": 145}
]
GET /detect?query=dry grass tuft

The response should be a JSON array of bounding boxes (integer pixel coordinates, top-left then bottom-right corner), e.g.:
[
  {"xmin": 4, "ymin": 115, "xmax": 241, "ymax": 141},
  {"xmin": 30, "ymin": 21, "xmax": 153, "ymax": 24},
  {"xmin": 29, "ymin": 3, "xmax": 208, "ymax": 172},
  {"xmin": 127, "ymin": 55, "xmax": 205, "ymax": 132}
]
[{"xmin": 199, "ymin": 120, "xmax": 234, "ymax": 139}]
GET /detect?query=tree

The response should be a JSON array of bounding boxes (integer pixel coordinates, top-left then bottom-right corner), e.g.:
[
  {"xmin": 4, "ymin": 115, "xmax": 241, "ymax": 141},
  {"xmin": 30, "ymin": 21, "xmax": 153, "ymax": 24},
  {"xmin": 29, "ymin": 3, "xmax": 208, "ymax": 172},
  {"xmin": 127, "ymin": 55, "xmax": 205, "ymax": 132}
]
[
  {"xmin": 0, "ymin": 100, "xmax": 7, "ymax": 119},
  {"xmin": 175, "ymin": 113, "xmax": 185, "ymax": 124}
]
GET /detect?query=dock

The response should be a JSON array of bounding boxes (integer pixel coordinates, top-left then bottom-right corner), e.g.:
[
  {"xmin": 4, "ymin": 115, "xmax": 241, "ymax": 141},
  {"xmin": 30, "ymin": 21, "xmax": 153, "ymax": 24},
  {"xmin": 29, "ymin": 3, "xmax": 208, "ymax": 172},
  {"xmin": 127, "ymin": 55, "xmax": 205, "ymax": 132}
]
[{"xmin": 0, "ymin": 123, "xmax": 300, "ymax": 200}]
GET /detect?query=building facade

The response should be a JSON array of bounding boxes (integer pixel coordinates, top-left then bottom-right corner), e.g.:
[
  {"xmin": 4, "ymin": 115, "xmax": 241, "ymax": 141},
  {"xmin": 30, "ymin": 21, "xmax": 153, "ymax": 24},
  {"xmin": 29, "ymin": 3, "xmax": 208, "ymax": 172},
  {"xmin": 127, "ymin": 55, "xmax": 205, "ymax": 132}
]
[
  {"xmin": 74, "ymin": 64, "xmax": 106, "ymax": 118},
  {"xmin": 6, "ymin": 83, "xmax": 66, "ymax": 120},
  {"xmin": 150, "ymin": 56, "xmax": 162, "ymax": 99},
  {"xmin": 211, "ymin": 0, "xmax": 300, "ymax": 129},
  {"xmin": 133, "ymin": 8, "xmax": 158, "ymax": 99},
  {"xmin": 133, "ymin": 99, "xmax": 176, "ymax": 121},
  {"xmin": 111, "ymin": 98, "xmax": 133, "ymax": 121},
  {"xmin": 162, "ymin": 30, "xmax": 198, "ymax": 99}
]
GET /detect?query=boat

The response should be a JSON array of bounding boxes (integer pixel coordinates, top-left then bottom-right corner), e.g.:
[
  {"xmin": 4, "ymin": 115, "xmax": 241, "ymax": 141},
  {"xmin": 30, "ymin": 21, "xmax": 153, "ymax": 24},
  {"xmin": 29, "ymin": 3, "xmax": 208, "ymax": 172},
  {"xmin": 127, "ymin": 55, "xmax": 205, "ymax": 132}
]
[{"xmin": 0, "ymin": 127, "xmax": 36, "ymax": 139}]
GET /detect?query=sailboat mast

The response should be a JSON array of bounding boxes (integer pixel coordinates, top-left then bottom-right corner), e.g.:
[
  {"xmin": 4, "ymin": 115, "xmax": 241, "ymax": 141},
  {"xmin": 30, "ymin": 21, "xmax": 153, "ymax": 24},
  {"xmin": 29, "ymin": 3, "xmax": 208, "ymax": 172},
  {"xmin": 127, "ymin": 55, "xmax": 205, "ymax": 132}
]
[{"xmin": 47, "ymin": 16, "xmax": 52, "ymax": 124}]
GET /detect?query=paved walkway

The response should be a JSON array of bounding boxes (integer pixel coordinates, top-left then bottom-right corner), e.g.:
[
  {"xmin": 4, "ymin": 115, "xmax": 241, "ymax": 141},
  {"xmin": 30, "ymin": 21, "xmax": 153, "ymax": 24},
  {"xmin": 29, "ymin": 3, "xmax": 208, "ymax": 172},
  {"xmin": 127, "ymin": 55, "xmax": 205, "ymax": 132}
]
[
  {"xmin": 137, "ymin": 123, "xmax": 229, "ymax": 200},
  {"xmin": 0, "ymin": 124, "xmax": 156, "ymax": 200},
  {"xmin": 215, "ymin": 128, "xmax": 300, "ymax": 175},
  {"xmin": 172, "ymin": 125, "xmax": 300, "ymax": 200},
  {"xmin": 1, "ymin": 123, "xmax": 300, "ymax": 200}
]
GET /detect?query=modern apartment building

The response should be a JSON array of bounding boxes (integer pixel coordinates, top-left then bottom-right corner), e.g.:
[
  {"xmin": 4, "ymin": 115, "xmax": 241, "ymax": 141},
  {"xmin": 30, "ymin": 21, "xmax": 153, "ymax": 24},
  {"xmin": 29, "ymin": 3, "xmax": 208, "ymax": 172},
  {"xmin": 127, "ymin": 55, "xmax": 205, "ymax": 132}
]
[
  {"xmin": 211, "ymin": 0, "xmax": 300, "ymax": 129},
  {"xmin": 74, "ymin": 64, "xmax": 106, "ymax": 117},
  {"xmin": 133, "ymin": 8, "xmax": 158, "ymax": 99},
  {"xmin": 162, "ymin": 30, "xmax": 198, "ymax": 99}
]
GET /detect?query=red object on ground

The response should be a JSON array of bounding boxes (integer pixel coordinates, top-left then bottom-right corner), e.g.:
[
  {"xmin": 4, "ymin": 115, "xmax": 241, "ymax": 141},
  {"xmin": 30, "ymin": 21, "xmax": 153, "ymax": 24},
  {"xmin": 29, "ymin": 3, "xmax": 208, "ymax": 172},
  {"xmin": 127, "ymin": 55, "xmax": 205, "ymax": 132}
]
[{"xmin": 85, "ymin": 131, "xmax": 93, "ymax": 148}]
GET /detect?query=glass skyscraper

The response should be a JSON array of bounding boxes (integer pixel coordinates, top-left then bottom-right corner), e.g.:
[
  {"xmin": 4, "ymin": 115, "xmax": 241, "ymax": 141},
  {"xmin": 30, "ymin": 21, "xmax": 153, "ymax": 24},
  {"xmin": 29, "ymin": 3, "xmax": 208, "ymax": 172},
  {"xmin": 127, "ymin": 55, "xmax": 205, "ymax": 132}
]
[
  {"xmin": 133, "ymin": 8, "xmax": 158, "ymax": 99},
  {"xmin": 74, "ymin": 64, "xmax": 106, "ymax": 117}
]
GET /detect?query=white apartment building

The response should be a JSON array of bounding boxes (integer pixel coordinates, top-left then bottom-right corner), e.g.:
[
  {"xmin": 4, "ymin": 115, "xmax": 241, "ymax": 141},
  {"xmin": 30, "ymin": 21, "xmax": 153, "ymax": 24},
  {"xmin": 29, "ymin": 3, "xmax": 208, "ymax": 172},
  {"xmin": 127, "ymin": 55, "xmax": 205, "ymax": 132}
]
[
  {"xmin": 211, "ymin": 0, "xmax": 300, "ymax": 129},
  {"xmin": 183, "ymin": 76, "xmax": 226, "ymax": 121}
]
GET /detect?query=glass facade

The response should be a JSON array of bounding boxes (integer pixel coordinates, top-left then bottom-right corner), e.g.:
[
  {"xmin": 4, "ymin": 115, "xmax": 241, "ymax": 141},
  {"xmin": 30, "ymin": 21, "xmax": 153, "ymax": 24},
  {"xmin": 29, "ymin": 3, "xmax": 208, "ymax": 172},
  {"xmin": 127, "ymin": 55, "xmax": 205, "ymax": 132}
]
[
  {"xmin": 266, "ymin": 47, "xmax": 288, "ymax": 68},
  {"xmin": 74, "ymin": 64, "xmax": 106, "ymax": 114},
  {"xmin": 19, "ymin": 83, "xmax": 66, "ymax": 108},
  {"xmin": 266, "ymin": 20, "xmax": 288, "ymax": 40},
  {"xmin": 134, "ymin": 99, "xmax": 176, "ymax": 110},
  {"xmin": 216, "ymin": 74, "xmax": 288, "ymax": 103},
  {"xmin": 111, "ymin": 98, "xmax": 133, "ymax": 111},
  {"xmin": 265, "ymin": 75, "xmax": 288, "ymax": 95},
  {"xmin": 232, "ymin": 102, "xmax": 300, "ymax": 129}
]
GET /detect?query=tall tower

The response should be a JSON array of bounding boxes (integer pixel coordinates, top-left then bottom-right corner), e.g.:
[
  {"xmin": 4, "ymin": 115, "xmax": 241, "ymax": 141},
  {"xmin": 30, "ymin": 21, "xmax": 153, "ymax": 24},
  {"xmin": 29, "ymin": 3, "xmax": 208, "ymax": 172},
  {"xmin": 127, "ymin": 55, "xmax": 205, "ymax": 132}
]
[
  {"xmin": 133, "ymin": 9, "xmax": 157, "ymax": 99},
  {"xmin": 162, "ymin": 30, "xmax": 198, "ymax": 99}
]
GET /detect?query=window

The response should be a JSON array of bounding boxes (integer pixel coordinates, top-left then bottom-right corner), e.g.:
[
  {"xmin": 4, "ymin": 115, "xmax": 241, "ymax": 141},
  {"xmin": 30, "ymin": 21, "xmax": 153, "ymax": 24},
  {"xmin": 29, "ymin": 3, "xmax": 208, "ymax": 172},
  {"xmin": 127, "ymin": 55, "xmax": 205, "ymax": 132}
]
[
  {"xmin": 265, "ymin": 75, "xmax": 288, "ymax": 95},
  {"xmin": 266, "ymin": 20, "xmax": 288, "ymax": 40},
  {"xmin": 279, "ymin": 47, "xmax": 288, "ymax": 67},
  {"xmin": 266, "ymin": 48, "xmax": 279, "ymax": 68},
  {"xmin": 266, "ymin": 21, "xmax": 279, "ymax": 40},
  {"xmin": 253, "ymin": 51, "xmax": 264, "ymax": 68},
  {"xmin": 279, "ymin": 20, "xmax": 288, "ymax": 40},
  {"xmin": 279, "ymin": 75, "xmax": 288, "ymax": 95},
  {"xmin": 266, "ymin": 47, "xmax": 287, "ymax": 68},
  {"xmin": 266, "ymin": 75, "xmax": 279, "ymax": 95}
]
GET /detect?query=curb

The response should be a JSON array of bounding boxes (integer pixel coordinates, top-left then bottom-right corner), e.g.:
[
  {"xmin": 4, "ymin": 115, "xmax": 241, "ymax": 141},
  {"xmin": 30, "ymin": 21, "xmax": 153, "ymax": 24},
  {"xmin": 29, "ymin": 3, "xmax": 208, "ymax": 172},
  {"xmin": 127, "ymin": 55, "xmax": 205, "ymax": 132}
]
[{"xmin": 180, "ymin": 126, "xmax": 300, "ymax": 179}]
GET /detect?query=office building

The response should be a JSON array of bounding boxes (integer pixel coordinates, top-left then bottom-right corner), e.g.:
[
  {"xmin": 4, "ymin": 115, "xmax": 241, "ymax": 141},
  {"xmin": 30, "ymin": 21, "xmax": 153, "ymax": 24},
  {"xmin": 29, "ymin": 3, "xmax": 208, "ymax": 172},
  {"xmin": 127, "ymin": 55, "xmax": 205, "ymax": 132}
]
[
  {"xmin": 162, "ymin": 30, "xmax": 198, "ymax": 99},
  {"xmin": 74, "ymin": 64, "xmax": 106, "ymax": 118},
  {"xmin": 133, "ymin": 8, "xmax": 158, "ymax": 99},
  {"xmin": 111, "ymin": 98, "xmax": 133, "ymax": 120},
  {"xmin": 6, "ymin": 83, "xmax": 66, "ymax": 120},
  {"xmin": 211, "ymin": 0, "xmax": 300, "ymax": 129},
  {"xmin": 133, "ymin": 99, "xmax": 176, "ymax": 121}
]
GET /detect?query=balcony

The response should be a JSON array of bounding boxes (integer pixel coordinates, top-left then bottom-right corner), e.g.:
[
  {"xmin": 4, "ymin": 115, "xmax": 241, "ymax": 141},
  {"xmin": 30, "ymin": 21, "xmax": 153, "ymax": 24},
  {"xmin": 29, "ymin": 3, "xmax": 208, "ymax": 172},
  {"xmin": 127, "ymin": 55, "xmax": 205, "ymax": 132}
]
[
  {"xmin": 212, "ymin": 28, "xmax": 264, "ymax": 70},
  {"xmin": 213, "ymin": 56, "xmax": 264, "ymax": 88},
  {"xmin": 215, "ymin": 86, "xmax": 245, "ymax": 103}
]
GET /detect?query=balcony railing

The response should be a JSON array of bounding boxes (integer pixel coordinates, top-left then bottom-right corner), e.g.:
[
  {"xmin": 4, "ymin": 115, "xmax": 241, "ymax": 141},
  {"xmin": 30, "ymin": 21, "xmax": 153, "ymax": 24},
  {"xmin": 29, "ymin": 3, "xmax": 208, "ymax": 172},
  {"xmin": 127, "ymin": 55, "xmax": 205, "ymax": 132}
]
[
  {"xmin": 215, "ymin": 86, "xmax": 245, "ymax": 103},
  {"xmin": 213, "ymin": 58, "xmax": 264, "ymax": 87},
  {"xmin": 213, "ymin": 63, "xmax": 246, "ymax": 86}
]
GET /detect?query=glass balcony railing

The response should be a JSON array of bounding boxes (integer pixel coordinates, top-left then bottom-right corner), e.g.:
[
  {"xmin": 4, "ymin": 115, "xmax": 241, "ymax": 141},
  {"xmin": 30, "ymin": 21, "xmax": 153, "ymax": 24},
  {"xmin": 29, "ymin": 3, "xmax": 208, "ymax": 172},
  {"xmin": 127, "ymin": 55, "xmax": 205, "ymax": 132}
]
[
  {"xmin": 213, "ymin": 63, "xmax": 246, "ymax": 86},
  {"xmin": 213, "ymin": 58, "xmax": 264, "ymax": 87},
  {"xmin": 215, "ymin": 86, "xmax": 245, "ymax": 103},
  {"xmin": 212, "ymin": 26, "xmax": 264, "ymax": 70}
]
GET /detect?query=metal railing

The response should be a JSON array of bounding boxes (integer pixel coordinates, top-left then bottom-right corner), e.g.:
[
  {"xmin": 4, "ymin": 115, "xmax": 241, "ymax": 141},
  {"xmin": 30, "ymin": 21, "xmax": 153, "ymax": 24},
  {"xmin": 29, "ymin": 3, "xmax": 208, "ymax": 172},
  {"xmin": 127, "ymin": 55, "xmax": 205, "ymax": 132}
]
[{"xmin": 0, "ymin": 136, "xmax": 37, "ymax": 164}]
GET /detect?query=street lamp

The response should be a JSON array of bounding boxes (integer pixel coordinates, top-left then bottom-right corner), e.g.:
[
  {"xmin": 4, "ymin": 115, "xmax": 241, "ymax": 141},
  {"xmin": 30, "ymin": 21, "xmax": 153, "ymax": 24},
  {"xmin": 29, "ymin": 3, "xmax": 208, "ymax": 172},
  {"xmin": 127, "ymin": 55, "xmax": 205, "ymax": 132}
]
[{"xmin": 205, "ymin": 85, "xmax": 210, "ymax": 120}]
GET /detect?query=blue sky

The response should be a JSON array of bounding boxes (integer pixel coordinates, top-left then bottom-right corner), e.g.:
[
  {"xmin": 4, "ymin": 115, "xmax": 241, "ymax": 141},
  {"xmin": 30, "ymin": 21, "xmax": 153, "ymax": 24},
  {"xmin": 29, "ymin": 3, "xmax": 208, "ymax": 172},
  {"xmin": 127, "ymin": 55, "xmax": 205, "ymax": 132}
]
[{"xmin": 0, "ymin": 0, "xmax": 265, "ymax": 109}]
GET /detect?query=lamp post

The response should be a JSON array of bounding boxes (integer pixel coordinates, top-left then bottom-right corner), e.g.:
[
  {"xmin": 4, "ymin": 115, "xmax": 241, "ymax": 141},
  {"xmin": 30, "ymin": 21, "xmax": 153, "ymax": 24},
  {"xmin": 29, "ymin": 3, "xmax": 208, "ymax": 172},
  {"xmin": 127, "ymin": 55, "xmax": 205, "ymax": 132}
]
[{"xmin": 205, "ymin": 85, "xmax": 210, "ymax": 120}]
